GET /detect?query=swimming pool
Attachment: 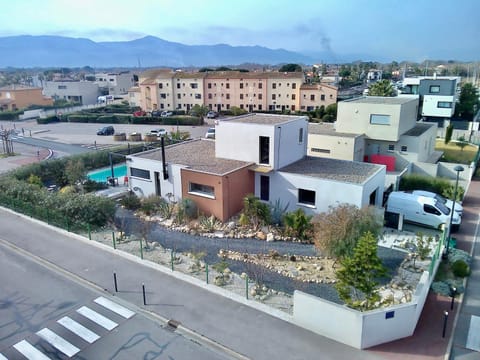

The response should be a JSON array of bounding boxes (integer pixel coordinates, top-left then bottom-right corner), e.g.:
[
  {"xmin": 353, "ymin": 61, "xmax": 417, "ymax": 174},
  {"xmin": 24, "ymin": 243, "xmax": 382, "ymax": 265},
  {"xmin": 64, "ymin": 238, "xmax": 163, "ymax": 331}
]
[{"xmin": 87, "ymin": 164, "xmax": 127, "ymax": 183}]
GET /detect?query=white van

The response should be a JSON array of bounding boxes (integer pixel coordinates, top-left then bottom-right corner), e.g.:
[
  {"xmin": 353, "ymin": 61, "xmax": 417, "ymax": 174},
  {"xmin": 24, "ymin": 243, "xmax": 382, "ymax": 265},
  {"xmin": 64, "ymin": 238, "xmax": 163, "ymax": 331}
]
[
  {"xmin": 387, "ymin": 191, "xmax": 461, "ymax": 230},
  {"xmin": 411, "ymin": 190, "xmax": 463, "ymax": 218}
]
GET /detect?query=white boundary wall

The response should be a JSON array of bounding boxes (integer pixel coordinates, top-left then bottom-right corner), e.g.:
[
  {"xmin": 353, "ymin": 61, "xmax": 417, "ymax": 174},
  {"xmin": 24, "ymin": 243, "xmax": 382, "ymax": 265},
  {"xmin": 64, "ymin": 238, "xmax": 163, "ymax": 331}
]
[{"xmin": 293, "ymin": 254, "xmax": 441, "ymax": 349}]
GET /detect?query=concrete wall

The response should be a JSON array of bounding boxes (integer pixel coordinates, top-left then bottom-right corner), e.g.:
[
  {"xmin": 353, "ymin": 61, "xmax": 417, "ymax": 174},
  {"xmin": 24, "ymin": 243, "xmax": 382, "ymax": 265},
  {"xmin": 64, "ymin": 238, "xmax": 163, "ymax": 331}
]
[
  {"xmin": 422, "ymin": 95, "xmax": 455, "ymax": 118},
  {"xmin": 274, "ymin": 118, "xmax": 308, "ymax": 169},
  {"xmin": 216, "ymin": 121, "xmax": 275, "ymax": 165},
  {"xmin": 307, "ymin": 133, "xmax": 365, "ymax": 161},
  {"xmin": 293, "ymin": 257, "xmax": 437, "ymax": 349},
  {"xmin": 266, "ymin": 171, "xmax": 366, "ymax": 215},
  {"xmin": 336, "ymin": 98, "xmax": 419, "ymax": 142},
  {"xmin": 216, "ymin": 118, "xmax": 307, "ymax": 170}
]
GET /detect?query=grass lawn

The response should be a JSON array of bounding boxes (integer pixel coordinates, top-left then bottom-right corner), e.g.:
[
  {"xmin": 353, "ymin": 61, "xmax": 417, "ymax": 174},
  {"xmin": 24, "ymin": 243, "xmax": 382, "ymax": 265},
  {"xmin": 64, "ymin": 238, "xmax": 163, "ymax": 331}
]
[{"xmin": 435, "ymin": 139, "xmax": 478, "ymax": 164}]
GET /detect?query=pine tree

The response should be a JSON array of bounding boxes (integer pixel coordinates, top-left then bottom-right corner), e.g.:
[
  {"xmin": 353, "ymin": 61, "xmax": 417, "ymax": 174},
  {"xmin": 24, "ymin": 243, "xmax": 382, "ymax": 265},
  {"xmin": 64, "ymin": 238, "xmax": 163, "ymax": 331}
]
[{"xmin": 335, "ymin": 231, "xmax": 387, "ymax": 311}]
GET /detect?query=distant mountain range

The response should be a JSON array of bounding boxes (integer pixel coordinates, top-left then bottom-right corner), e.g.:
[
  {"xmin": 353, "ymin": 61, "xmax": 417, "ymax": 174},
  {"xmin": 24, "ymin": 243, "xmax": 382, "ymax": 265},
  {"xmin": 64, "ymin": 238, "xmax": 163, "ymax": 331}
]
[{"xmin": 0, "ymin": 35, "xmax": 341, "ymax": 68}]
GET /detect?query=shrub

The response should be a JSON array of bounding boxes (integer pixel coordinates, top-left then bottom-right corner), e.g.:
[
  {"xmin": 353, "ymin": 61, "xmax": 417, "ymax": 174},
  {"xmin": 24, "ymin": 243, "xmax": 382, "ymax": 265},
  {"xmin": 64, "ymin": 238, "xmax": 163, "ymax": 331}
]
[
  {"xmin": 451, "ymin": 259, "xmax": 470, "ymax": 277},
  {"xmin": 448, "ymin": 248, "xmax": 471, "ymax": 265},
  {"xmin": 179, "ymin": 198, "xmax": 198, "ymax": 220},
  {"xmin": 119, "ymin": 192, "xmax": 141, "ymax": 210},
  {"xmin": 140, "ymin": 195, "xmax": 164, "ymax": 216},
  {"xmin": 283, "ymin": 208, "xmax": 313, "ymax": 241},
  {"xmin": 199, "ymin": 215, "xmax": 221, "ymax": 232}
]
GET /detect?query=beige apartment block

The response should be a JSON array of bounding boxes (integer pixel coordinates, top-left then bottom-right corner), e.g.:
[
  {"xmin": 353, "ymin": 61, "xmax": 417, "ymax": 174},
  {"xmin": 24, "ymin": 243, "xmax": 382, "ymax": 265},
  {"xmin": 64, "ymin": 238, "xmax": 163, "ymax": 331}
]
[
  {"xmin": 266, "ymin": 72, "xmax": 304, "ymax": 112},
  {"xmin": 204, "ymin": 71, "xmax": 268, "ymax": 112},
  {"xmin": 173, "ymin": 72, "xmax": 206, "ymax": 113},
  {"xmin": 300, "ymin": 83, "xmax": 338, "ymax": 111},
  {"xmin": 139, "ymin": 69, "xmax": 175, "ymax": 112},
  {"xmin": 0, "ymin": 85, "xmax": 53, "ymax": 111}
]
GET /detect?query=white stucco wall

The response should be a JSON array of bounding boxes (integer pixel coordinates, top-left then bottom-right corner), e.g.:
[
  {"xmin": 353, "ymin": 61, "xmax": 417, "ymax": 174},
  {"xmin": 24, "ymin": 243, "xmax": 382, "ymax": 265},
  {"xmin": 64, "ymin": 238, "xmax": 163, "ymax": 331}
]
[
  {"xmin": 293, "ymin": 291, "xmax": 363, "ymax": 349},
  {"xmin": 215, "ymin": 121, "xmax": 276, "ymax": 165},
  {"xmin": 126, "ymin": 156, "xmax": 184, "ymax": 202},
  {"xmin": 336, "ymin": 98, "xmax": 419, "ymax": 142},
  {"xmin": 273, "ymin": 119, "xmax": 308, "ymax": 168},
  {"xmin": 293, "ymin": 264, "xmax": 436, "ymax": 349},
  {"xmin": 215, "ymin": 117, "xmax": 307, "ymax": 169},
  {"xmin": 307, "ymin": 133, "xmax": 363, "ymax": 161},
  {"xmin": 265, "ymin": 172, "xmax": 364, "ymax": 215},
  {"xmin": 422, "ymin": 95, "xmax": 455, "ymax": 117}
]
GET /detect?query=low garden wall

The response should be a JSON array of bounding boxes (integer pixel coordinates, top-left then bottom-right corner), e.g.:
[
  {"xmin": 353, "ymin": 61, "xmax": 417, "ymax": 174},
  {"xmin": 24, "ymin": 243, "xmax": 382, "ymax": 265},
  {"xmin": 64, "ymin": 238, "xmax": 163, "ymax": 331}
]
[{"xmin": 293, "ymin": 243, "xmax": 442, "ymax": 349}]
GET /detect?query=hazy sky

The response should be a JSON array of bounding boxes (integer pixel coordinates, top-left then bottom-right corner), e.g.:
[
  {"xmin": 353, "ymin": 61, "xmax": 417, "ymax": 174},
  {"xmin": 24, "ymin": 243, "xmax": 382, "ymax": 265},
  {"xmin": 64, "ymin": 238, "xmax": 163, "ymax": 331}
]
[{"xmin": 1, "ymin": 0, "xmax": 479, "ymax": 62}]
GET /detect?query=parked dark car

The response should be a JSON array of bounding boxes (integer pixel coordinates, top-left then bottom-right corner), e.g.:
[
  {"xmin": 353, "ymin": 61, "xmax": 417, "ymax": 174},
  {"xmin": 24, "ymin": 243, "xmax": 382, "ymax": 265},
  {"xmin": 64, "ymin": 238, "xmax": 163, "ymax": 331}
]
[
  {"xmin": 207, "ymin": 111, "xmax": 218, "ymax": 118},
  {"xmin": 97, "ymin": 126, "xmax": 114, "ymax": 135},
  {"xmin": 151, "ymin": 110, "xmax": 162, "ymax": 117}
]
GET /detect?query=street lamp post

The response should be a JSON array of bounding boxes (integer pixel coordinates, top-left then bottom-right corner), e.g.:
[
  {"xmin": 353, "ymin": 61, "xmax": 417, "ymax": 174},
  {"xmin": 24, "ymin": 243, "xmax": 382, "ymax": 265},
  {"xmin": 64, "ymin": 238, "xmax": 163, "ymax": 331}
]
[{"xmin": 446, "ymin": 165, "xmax": 464, "ymax": 256}]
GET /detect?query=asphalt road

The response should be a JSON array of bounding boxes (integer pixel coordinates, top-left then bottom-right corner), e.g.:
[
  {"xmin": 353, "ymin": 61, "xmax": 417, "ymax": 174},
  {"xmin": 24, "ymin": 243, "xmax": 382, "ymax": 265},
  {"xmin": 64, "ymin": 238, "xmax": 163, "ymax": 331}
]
[
  {"xmin": 0, "ymin": 208, "xmax": 384, "ymax": 360},
  {"xmin": 0, "ymin": 239, "xmax": 232, "ymax": 360}
]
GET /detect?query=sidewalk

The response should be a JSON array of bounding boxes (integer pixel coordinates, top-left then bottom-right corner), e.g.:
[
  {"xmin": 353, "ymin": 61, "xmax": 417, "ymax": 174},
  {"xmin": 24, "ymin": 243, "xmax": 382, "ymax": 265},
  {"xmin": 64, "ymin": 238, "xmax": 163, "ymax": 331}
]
[
  {"xmin": 0, "ymin": 142, "xmax": 51, "ymax": 174},
  {"xmin": 368, "ymin": 179, "xmax": 480, "ymax": 359}
]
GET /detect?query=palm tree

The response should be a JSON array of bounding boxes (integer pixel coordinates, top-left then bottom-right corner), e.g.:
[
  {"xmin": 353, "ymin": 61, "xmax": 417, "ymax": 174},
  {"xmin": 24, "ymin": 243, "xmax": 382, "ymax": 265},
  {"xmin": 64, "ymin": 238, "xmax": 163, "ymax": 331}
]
[{"xmin": 368, "ymin": 79, "xmax": 396, "ymax": 97}]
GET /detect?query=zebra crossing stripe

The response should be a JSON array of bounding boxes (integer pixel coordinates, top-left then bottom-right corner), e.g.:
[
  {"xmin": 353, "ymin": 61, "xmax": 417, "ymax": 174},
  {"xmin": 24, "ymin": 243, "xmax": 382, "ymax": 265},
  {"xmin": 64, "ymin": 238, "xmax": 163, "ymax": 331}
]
[
  {"xmin": 94, "ymin": 297, "xmax": 135, "ymax": 319},
  {"xmin": 0, "ymin": 353, "xmax": 8, "ymax": 360},
  {"xmin": 13, "ymin": 340, "xmax": 51, "ymax": 360},
  {"xmin": 57, "ymin": 316, "xmax": 100, "ymax": 344},
  {"xmin": 77, "ymin": 306, "xmax": 118, "ymax": 330},
  {"xmin": 36, "ymin": 328, "xmax": 80, "ymax": 357}
]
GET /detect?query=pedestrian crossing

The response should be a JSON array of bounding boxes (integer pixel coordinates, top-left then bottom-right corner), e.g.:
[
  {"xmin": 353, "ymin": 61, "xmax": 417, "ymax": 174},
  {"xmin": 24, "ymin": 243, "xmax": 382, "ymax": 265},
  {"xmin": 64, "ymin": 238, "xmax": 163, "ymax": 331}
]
[{"xmin": 0, "ymin": 296, "xmax": 135, "ymax": 359}]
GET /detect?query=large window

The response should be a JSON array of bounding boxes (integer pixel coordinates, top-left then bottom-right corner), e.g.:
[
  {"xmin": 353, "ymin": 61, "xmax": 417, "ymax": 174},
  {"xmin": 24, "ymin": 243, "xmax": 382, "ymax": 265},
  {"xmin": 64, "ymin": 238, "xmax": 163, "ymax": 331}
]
[
  {"xmin": 189, "ymin": 182, "xmax": 215, "ymax": 198},
  {"xmin": 259, "ymin": 136, "xmax": 270, "ymax": 164},
  {"xmin": 311, "ymin": 148, "xmax": 330, "ymax": 154},
  {"xmin": 437, "ymin": 101, "xmax": 453, "ymax": 108},
  {"xmin": 298, "ymin": 189, "xmax": 316, "ymax": 206},
  {"xmin": 370, "ymin": 114, "xmax": 391, "ymax": 125},
  {"xmin": 130, "ymin": 167, "xmax": 150, "ymax": 179},
  {"xmin": 260, "ymin": 175, "xmax": 269, "ymax": 201}
]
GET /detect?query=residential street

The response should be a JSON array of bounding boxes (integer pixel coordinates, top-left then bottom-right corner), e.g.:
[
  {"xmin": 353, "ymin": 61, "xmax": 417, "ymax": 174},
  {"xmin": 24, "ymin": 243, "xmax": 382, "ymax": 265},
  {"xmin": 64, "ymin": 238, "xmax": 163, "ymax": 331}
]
[
  {"xmin": 0, "ymin": 207, "xmax": 383, "ymax": 360},
  {"xmin": 0, "ymin": 236, "xmax": 230, "ymax": 360}
]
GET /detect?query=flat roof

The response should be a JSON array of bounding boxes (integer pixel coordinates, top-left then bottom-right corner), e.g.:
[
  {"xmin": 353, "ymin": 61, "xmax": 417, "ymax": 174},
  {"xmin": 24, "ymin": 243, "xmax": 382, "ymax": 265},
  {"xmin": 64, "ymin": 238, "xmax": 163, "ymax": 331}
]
[
  {"xmin": 279, "ymin": 156, "xmax": 383, "ymax": 184},
  {"xmin": 133, "ymin": 139, "xmax": 252, "ymax": 175},
  {"xmin": 308, "ymin": 123, "xmax": 360, "ymax": 138},
  {"xmin": 343, "ymin": 96, "xmax": 416, "ymax": 105},
  {"xmin": 228, "ymin": 113, "xmax": 307, "ymax": 125},
  {"xmin": 402, "ymin": 122, "xmax": 435, "ymax": 136}
]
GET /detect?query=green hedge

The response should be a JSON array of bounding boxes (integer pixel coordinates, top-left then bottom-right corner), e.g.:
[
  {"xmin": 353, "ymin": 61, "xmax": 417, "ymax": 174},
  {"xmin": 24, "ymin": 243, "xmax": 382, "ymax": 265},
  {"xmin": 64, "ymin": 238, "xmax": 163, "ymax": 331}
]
[
  {"xmin": 37, "ymin": 116, "xmax": 60, "ymax": 124},
  {"xmin": 399, "ymin": 174, "xmax": 465, "ymax": 201},
  {"xmin": 0, "ymin": 110, "xmax": 23, "ymax": 120}
]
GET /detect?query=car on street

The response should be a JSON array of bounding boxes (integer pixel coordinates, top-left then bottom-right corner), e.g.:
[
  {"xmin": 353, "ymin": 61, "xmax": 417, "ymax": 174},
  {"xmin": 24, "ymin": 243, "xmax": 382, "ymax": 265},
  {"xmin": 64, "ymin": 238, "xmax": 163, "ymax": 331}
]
[
  {"xmin": 151, "ymin": 110, "xmax": 162, "ymax": 117},
  {"xmin": 205, "ymin": 127, "xmax": 215, "ymax": 139},
  {"xmin": 133, "ymin": 110, "xmax": 147, "ymax": 117},
  {"xmin": 149, "ymin": 128, "xmax": 167, "ymax": 137},
  {"xmin": 96, "ymin": 126, "xmax": 115, "ymax": 136},
  {"xmin": 207, "ymin": 111, "xmax": 218, "ymax": 118}
]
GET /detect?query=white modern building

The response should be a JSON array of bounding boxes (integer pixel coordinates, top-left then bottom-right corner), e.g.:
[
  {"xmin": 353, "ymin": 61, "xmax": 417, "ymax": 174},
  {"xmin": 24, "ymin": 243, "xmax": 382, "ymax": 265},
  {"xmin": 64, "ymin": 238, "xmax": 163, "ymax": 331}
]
[
  {"xmin": 126, "ymin": 113, "xmax": 386, "ymax": 220},
  {"xmin": 95, "ymin": 71, "xmax": 135, "ymax": 96},
  {"xmin": 42, "ymin": 80, "xmax": 100, "ymax": 105}
]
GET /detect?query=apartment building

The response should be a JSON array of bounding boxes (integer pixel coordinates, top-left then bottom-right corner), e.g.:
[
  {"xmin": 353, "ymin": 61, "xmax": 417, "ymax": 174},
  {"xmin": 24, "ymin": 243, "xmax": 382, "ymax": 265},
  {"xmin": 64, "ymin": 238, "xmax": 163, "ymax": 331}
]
[
  {"xmin": 138, "ymin": 69, "xmax": 174, "ymax": 112},
  {"xmin": 266, "ymin": 72, "xmax": 304, "ymax": 112},
  {"xmin": 173, "ymin": 72, "xmax": 206, "ymax": 113},
  {"xmin": 204, "ymin": 71, "xmax": 268, "ymax": 112},
  {"xmin": 0, "ymin": 85, "xmax": 53, "ymax": 111},
  {"xmin": 299, "ymin": 84, "xmax": 337, "ymax": 111},
  {"xmin": 42, "ymin": 80, "xmax": 100, "ymax": 105},
  {"xmin": 137, "ymin": 69, "xmax": 337, "ymax": 114},
  {"xmin": 95, "ymin": 71, "xmax": 135, "ymax": 95}
]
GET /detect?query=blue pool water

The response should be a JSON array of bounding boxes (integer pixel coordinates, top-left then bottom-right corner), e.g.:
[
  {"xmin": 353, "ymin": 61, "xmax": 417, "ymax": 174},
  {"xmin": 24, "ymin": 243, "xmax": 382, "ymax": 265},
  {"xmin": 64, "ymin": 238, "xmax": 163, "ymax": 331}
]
[{"xmin": 87, "ymin": 164, "xmax": 127, "ymax": 183}]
